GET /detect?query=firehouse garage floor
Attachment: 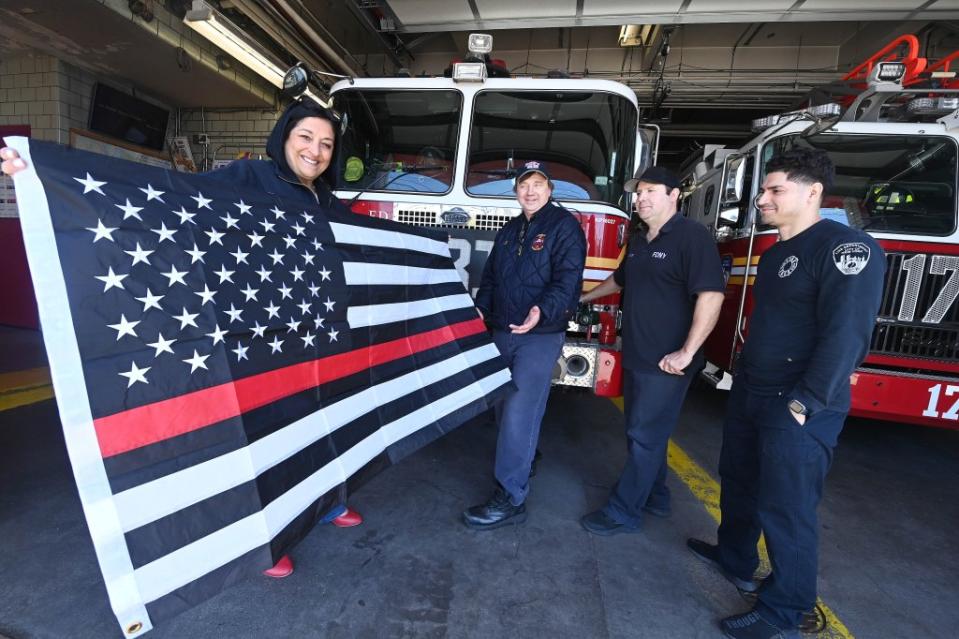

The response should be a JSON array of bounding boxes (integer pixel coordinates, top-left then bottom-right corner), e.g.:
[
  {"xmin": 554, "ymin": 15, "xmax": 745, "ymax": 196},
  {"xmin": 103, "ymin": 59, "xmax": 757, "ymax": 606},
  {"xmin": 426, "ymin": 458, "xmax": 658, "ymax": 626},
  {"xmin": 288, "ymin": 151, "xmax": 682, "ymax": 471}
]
[{"xmin": 1, "ymin": 326, "xmax": 958, "ymax": 639}]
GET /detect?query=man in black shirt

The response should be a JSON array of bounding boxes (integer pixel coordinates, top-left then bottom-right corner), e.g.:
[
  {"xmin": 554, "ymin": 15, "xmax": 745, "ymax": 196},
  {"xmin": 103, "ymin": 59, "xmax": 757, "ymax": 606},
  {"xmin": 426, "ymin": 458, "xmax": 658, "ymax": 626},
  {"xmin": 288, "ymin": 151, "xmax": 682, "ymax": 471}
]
[
  {"xmin": 687, "ymin": 149, "xmax": 885, "ymax": 639},
  {"xmin": 579, "ymin": 166, "xmax": 725, "ymax": 535}
]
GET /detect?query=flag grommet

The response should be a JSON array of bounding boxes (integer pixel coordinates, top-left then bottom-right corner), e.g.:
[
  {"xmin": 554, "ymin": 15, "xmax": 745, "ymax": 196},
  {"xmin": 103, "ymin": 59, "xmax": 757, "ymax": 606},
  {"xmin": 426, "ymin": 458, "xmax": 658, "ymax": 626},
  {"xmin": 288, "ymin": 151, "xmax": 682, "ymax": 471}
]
[{"xmin": 125, "ymin": 622, "xmax": 143, "ymax": 634}]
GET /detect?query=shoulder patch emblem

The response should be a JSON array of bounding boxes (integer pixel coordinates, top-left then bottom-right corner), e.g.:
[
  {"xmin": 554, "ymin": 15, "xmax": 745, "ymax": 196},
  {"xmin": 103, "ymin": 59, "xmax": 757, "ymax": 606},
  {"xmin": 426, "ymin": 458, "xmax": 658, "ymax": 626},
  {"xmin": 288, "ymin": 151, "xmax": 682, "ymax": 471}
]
[
  {"xmin": 832, "ymin": 242, "xmax": 871, "ymax": 275},
  {"xmin": 778, "ymin": 255, "xmax": 799, "ymax": 278},
  {"xmin": 531, "ymin": 233, "xmax": 546, "ymax": 251}
]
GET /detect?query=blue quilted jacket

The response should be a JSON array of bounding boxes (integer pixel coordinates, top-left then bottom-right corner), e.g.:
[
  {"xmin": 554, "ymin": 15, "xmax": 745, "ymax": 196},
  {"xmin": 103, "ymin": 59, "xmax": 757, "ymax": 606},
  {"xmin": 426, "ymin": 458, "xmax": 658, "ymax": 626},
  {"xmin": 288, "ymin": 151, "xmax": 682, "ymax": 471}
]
[{"xmin": 475, "ymin": 202, "xmax": 587, "ymax": 333}]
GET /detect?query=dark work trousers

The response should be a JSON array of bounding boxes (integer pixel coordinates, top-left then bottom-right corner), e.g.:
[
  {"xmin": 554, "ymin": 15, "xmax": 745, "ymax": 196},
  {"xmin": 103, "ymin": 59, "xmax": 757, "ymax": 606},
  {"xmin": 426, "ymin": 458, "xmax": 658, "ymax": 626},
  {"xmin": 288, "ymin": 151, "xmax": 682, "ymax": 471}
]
[
  {"xmin": 492, "ymin": 330, "xmax": 565, "ymax": 506},
  {"xmin": 603, "ymin": 368, "xmax": 694, "ymax": 528},
  {"xmin": 717, "ymin": 380, "xmax": 845, "ymax": 629}
]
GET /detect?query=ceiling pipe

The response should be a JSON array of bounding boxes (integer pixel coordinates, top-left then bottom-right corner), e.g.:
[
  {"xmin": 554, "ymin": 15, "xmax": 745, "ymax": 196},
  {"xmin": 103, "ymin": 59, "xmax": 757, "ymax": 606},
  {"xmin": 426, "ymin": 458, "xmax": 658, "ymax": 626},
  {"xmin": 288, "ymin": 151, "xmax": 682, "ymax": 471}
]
[
  {"xmin": 228, "ymin": 0, "xmax": 329, "ymax": 74},
  {"xmin": 267, "ymin": 0, "xmax": 364, "ymax": 77}
]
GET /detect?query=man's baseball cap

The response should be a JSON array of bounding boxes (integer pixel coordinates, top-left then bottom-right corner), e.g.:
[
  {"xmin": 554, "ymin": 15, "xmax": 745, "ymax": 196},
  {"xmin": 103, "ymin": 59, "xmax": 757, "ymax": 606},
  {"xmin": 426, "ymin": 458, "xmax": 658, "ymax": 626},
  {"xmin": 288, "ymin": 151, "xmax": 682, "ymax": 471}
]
[
  {"xmin": 516, "ymin": 160, "xmax": 552, "ymax": 183},
  {"xmin": 624, "ymin": 166, "xmax": 681, "ymax": 193}
]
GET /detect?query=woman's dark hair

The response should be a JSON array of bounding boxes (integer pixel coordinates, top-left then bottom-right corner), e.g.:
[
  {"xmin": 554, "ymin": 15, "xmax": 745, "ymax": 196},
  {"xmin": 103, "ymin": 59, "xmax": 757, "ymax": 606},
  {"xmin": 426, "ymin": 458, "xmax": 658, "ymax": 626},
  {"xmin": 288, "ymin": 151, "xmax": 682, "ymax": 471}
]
[{"xmin": 266, "ymin": 97, "xmax": 342, "ymax": 189}]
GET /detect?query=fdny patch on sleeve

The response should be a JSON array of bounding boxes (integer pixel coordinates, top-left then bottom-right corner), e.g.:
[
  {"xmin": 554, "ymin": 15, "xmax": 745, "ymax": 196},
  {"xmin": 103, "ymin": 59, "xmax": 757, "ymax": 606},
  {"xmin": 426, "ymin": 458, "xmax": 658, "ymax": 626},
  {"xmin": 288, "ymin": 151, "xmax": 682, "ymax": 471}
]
[
  {"xmin": 832, "ymin": 242, "xmax": 871, "ymax": 275},
  {"xmin": 531, "ymin": 233, "xmax": 546, "ymax": 251}
]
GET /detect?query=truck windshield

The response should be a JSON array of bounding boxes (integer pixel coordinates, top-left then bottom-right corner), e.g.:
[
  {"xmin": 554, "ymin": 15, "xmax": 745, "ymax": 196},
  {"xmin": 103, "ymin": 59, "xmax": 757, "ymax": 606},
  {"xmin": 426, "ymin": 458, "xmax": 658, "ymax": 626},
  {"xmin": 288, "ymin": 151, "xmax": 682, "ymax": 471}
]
[
  {"xmin": 331, "ymin": 89, "xmax": 462, "ymax": 194},
  {"xmin": 466, "ymin": 90, "xmax": 638, "ymax": 210},
  {"xmin": 763, "ymin": 134, "xmax": 958, "ymax": 236}
]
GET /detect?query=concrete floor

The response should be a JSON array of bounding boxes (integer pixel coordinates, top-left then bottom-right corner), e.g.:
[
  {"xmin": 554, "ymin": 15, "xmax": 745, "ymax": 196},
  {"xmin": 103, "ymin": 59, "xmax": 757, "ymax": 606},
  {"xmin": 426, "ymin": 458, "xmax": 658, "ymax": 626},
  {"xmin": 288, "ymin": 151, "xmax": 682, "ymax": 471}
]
[{"xmin": 0, "ymin": 331, "xmax": 958, "ymax": 638}]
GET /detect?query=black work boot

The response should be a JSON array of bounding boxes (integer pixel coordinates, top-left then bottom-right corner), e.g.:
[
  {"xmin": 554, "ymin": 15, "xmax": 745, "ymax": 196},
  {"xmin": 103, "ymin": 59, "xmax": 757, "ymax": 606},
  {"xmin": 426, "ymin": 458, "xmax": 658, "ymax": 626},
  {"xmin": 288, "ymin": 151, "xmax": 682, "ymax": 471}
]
[
  {"xmin": 462, "ymin": 487, "xmax": 527, "ymax": 530},
  {"xmin": 686, "ymin": 538, "xmax": 760, "ymax": 593}
]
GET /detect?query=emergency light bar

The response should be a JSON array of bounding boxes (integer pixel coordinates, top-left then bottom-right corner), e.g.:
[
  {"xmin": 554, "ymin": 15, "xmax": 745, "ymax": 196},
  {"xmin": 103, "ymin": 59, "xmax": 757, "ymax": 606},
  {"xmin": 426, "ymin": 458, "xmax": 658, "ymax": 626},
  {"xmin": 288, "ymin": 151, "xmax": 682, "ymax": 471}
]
[
  {"xmin": 906, "ymin": 97, "xmax": 959, "ymax": 117},
  {"xmin": 751, "ymin": 103, "xmax": 841, "ymax": 132}
]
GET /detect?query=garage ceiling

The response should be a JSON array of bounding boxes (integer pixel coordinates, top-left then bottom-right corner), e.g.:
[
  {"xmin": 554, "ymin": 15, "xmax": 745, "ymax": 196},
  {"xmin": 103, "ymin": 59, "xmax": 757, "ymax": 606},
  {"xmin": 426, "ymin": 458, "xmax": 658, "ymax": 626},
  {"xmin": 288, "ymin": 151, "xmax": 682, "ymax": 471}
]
[{"xmin": 382, "ymin": 0, "xmax": 959, "ymax": 32}]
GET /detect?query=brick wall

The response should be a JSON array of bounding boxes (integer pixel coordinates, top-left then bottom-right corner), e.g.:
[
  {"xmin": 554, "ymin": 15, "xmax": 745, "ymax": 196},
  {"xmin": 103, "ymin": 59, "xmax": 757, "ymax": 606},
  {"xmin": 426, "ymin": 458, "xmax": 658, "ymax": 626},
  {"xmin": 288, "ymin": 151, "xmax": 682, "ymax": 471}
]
[
  {"xmin": 0, "ymin": 54, "xmax": 62, "ymax": 143},
  {"xmin": 176, "ymin": 108, "xmax": 281, "ymax": 169}
]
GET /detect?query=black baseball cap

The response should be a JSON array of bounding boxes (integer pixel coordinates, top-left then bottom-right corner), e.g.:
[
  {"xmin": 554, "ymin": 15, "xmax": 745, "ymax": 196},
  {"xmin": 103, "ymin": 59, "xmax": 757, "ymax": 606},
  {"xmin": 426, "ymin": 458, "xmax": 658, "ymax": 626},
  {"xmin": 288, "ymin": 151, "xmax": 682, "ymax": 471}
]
[
  {"xmin": 516, "ymin": 160, "xmax": 552, "ymax": 183},
  {"xmin": 624, "ymin": 166, "xmax": 680, "ymax": 193}
]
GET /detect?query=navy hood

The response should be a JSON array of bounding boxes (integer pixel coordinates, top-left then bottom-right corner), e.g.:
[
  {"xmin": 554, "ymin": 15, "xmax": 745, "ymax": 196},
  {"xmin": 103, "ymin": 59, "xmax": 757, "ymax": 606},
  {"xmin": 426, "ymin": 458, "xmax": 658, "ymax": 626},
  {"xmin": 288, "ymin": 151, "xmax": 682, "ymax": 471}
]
[{"xmin": 266, "ymin": 97, "xmax": 341, "ymax": 190}]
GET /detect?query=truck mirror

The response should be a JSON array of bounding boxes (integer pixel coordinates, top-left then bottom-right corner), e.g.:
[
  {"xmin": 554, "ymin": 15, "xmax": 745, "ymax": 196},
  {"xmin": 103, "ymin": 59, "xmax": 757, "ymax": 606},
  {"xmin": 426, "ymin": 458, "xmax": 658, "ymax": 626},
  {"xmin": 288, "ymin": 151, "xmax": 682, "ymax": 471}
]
[
  {"xmin": 282, "ymin": 64, "xmax": 310, "ymax": 100},
  {"xmin": 722, "ymin": 156, "xmax": 746, "ymax": 205}
]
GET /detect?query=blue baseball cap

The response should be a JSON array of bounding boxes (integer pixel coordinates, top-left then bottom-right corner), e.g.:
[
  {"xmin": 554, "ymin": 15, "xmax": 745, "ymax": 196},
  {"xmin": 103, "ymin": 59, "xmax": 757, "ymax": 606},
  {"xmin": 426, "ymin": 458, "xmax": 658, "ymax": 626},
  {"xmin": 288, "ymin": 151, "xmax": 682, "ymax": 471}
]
[
  {"xmin": 625, "ymin": 166, "xmax": 680, "ymax": 193},
  {"xmin": 516, "ymin": 160, "xmax": 552, "ymax": 183}
]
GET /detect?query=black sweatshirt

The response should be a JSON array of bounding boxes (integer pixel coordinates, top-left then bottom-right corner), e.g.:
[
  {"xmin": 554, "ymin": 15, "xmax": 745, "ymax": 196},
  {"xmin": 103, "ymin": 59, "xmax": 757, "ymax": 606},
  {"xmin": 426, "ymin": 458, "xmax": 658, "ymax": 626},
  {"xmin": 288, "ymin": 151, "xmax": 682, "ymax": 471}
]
[{"xmin": 739, "ymin": 219, "xmax": 886, "ymax": 415}]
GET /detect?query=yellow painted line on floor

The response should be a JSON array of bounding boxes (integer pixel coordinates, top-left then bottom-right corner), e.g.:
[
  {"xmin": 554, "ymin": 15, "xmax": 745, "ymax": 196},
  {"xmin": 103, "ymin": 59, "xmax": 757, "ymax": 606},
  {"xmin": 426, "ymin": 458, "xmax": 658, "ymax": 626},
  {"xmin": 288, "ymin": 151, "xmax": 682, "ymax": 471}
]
[
  {"xmin": 610, "ymin": 397, "xmax": 853, "ymax": 639},
  {"xmin": 0, "ymin": 366, "xmax": 54, "ymax": 413}
]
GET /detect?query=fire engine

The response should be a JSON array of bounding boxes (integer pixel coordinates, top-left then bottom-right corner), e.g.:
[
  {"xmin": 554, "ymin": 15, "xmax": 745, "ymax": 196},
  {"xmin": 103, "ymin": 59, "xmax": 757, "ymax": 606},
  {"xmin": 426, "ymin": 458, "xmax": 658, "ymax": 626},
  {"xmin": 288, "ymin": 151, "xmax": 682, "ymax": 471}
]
[
  {"xmin": 681, "ymin": 35, "xmax": 959, "ymax": 429},
  {"xmin": 287, "ymin": 34, "xmax": 659, "ymax": 397}
]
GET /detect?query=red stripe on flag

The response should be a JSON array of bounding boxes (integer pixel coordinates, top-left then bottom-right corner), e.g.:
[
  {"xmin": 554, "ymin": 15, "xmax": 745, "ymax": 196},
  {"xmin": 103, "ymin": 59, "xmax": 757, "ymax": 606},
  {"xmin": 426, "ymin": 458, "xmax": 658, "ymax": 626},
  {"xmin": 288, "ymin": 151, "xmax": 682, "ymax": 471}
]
[{"xmin": 94, "ymin": 318, "xmax": 487, "ymax": 458}]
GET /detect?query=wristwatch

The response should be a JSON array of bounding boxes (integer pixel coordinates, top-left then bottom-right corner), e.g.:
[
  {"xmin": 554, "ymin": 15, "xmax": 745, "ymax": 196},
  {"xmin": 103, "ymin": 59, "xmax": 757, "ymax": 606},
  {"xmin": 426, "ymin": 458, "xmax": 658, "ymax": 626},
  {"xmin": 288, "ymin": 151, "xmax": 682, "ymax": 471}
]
[{"xmin": 787, "ymin": 399, "xmax": 809, "ymax": 416}]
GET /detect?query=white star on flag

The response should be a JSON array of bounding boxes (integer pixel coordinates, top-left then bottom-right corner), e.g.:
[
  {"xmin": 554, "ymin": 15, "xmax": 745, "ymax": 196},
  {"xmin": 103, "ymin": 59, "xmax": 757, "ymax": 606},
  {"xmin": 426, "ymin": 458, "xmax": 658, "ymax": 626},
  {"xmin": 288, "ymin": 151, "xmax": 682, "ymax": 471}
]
[
  {"xmin": 235, "ymin": 200, "xmax": 252, "ymax": 215},
  {"xmin": 220, "ymin": 213, "xmax": 239, "ymax": 229},
  {"xmin": 86, "ymin": 219, "xmax": 118, "ymax": 243},
  {"xmin": 173, "ymin": 307, "xmax": 200, "ymax": 329},
  {"xmin": 319, "ymin": 266, "xmax": 332, "ymax": 281},
  {"xmin": 269, "ymin": 336, "xmax": 284, "ymax": 353},
  {"xmin": 192, "ymin": 192, "xmax": 213, "ymax": 209},
  {"xmin": 74, "ymin": 173, "xmax": 107, "ymax": 195},
  {"xmin": 151, "ymin": 222, "xmax": 177, "ymax": 243},
  {"xmin": 240, "ymin": 284, "xmax": 259, "ymax": 302},
  {"xmin": 311, "ymin": 238, "xmax": 323, "ymax": 251},
  {"xmin": 119, "ymin": 361, "xmax": 151, "ymax": 387},
  {"xmin": 115, "ymin": 199, "xmax": 143, "ymax": 220},
  {"xmin": 264, "ymin": 301, "xmax": 281, "ymax": 319},
  {"xmin": 185, "ymin": 243, "xmax": 207, "ymax": 264},
  {"xmin": 286, "ymin": 318, "xmax": 301, "ymax": 333},
  {"xmin": 278, "ymin": 283, "xmax": 293, "ymax": 300},
  {"xmin": 139, "ymin": 184, "xmax": 165, "ymax": 202},
  {"xmin": 282, "ymin": 235, "xmax": 297, "ymax": 249},
  {"xmin": 194, "ymin": 284, "xmax": 217, "ymax": 306},
  {"xmin": 107, "ymin": 314, "xmax": 140, "ymax": 340},
  {"xmin": 230, "ymin": 247, "xmax": 250, "ymax": 264},
  {"xmin": 255, "ymin": 266, "xmax": 272, "ymax": 283},
  {"xmin": 205, "ymin": 228, "xmax": 225, "ymax": 246},
  {"xmin": 247, "ymin": 231, "xmax": 265, "ymax": 247},
  {"xmin": 162, "ymin": 265, "xmax": 189, "ymax": 287},
  {"xmin": 95, "ymin": 266, "xmax": 128, "ymax": 292},
  {"xmin": 147, "ymin": 333, "xmax": 176, "ymax": 356},
  {"xmin": 270, "ymin": 206, "xmax": 286, "ymax": 220},
  {"xmin": 301, "ymin": 251, "xmax": 315, "ymax": 265},
  {"xmin": 297, "ymin": 300, "xmax": 311, "ymax": 315},
  {"xmin": 290, "ymin": 266, "xmax": 305, "ymax": 282},
  {"xmin": 172, "ymin": 207, "xmax": 196, "ymax": 225},
  {"xmin": 135, "ymin": 288, "xmax": 164, "ymax": 312},
  {"xmin": 301, "ymin": 211, "xmax": 314, "ymax": 224},
  {"xmin": 124, "ymin": 242, "xmax": 154, "ymax": 266},
  {"xmin": 327, "ymin": 327, "xmax": 339, "ymax": 342},
  {"xmin": 213, "ymin": 265, "xmax": 235, "ymax": 283},
  {"xmin": 313, "ymin": 315, "xmax": 325, "ymax": 330},
  {"xmin": 205, "ymin": 325, "xmax": 228, "ymax": 345},
  {"xmin": 183, "ymin": 349, "xmax": 210, "ymax": 373},
  {"xmin": 291, "ymin": 222, "xmax": 306, "ymax": 236},
  {"xmin": 268, "ymin": 249, "xmax": 284, "ymax": 265},
  {"xmin": 224, "ymin": 303, "xmax": 244, "ymax": 323},
  {"xmin": 308, "ymin": 282, "xmax": 320, "ymax": 298},
  {"xmin": 259, "ymin": 220, "xmax": 276, "ymax": 233},
  {"xmin": 250, "ymin": 321, "xmax": 267, "ymax": 339},
  {"xmin": 301, "ymin": 332, "xmax": 316, "ymax": 348},
  {"xmin": 232, "ymin": 342, "xmax": 249, "ymax": 361},
  {"xmin": 323, "ymin": 297, "xmax": 336, "ymax": 312}
]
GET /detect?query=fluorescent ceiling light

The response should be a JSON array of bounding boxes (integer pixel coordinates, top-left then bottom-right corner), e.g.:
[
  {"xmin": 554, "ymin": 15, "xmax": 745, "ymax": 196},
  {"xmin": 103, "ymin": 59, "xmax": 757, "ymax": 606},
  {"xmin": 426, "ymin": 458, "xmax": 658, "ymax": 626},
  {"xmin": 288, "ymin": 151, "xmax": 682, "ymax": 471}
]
[{"xmin": 184, "ymin": 0, "xmax": 326, "ymax": 104}]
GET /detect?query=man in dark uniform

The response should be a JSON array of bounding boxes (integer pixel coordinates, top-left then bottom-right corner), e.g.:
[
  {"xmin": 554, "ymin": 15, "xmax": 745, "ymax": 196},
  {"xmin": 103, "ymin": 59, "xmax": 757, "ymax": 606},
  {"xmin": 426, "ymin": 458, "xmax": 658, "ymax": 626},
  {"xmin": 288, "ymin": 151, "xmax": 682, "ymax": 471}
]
[
  {"xmin": 687, "ymin": 148, "xmax": 885, "ymax": 639},
  {"xmin": 462, "ymin": 160, "xmax": 587, "ymax": 529},
  {"xmin": 579, "ymin": 166, "xmax": 725, "ymax": 534}
]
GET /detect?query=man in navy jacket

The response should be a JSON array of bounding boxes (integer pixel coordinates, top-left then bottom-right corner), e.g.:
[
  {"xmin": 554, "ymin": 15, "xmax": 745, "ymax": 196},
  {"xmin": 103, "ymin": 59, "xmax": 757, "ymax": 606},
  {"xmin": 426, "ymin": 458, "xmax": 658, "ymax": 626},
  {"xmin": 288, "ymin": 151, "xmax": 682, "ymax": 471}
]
[
  {"xmin": 463, "ymin": 160, "xmax": 586, "ymax": 529},
  {"xmin": 687, "ymin": 148, "xmax": 885, "ymax": 639}
]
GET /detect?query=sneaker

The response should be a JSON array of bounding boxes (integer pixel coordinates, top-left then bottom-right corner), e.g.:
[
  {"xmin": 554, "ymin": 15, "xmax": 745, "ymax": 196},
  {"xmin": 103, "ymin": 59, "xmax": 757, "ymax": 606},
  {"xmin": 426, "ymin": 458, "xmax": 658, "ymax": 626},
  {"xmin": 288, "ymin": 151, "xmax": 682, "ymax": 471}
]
[
  {"xmin": 720, "ymin": 611, "xmax": 800, "ymax": 639},
  {"xmin": 686, "ymin": 538, "xmax": 760, "ymax": 593},
  {"xmin": 262, "ymin": 554, "xmax": 294, "ymax": 579},
  {"xmin": 580, "ymin": 510, "xmax": 640, "ymax": 536},
  {"xmin": 462, "ymin": 487, "xmax": 527, "ymax": 530}
]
